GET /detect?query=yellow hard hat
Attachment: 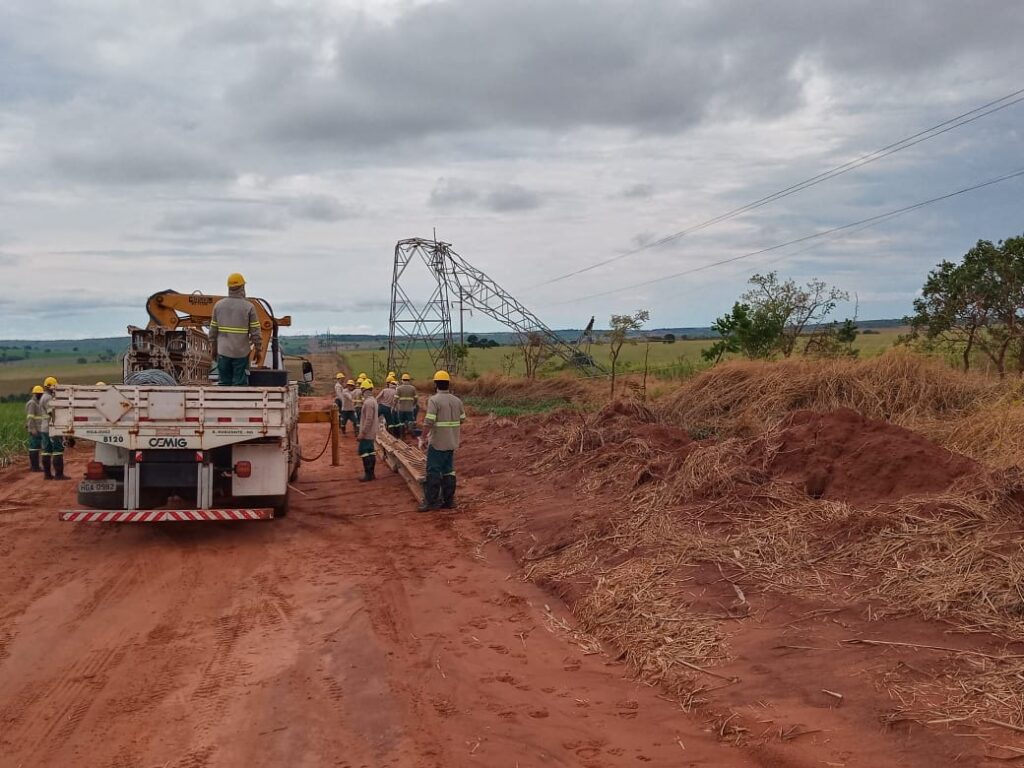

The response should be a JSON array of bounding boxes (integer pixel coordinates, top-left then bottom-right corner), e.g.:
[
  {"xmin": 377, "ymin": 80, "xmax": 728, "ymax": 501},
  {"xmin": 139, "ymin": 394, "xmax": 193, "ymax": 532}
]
[
  {"xmin": 433, "ymin": 370, "xmax": 451, "ymax": 382},
  {"xmin": 346, "ymin": 379, "xmax": 355, "ymax": 386},
  {"xmin": 227, "ymin": 272, "xmax": 246, "ymax": 289},
  {"xmin": 401, "ymin": 373, "xmax": 411, "ymax": 381},
  {"xmin": 32, "ymin": 385, "xmax": 44, "ymax": 394},
  {"xmin": 95, "ymin": 381, "xmax": 106, "ymax": 386},
  {"xmin": 357, "ymin": 372, "xmax": 366, "ymax": 380},
  {"xmin": 360, "ymin": 378, "xmax": 374, "ymax": 390},
  {"xmin": 387, "ymin": 371, "xmax": 396, "ymax": 378},
  {"xmin": 385, "ymin": 375, "xmax": 397, "ymax": 383},
  {"xmin": 335, "ymin": 373, "xmax": 345, "ymax": 379},
  {"xmin": 44, "ymin": 376, "xmax": 58, "ymax": 387}
]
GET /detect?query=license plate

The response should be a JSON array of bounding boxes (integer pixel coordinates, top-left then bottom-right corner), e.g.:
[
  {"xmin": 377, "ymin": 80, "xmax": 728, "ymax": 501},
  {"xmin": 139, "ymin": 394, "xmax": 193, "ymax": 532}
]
[{"xmin": 79, "ymin": 480, "xmax": 117, "ymax": 493}]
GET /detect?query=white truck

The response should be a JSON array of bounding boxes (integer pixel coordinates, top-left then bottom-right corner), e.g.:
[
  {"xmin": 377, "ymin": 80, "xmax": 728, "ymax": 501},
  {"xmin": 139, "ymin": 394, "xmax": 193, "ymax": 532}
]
[{"xmin": 50, "ymin": 383, "xmax": 301, "ymax": 522}]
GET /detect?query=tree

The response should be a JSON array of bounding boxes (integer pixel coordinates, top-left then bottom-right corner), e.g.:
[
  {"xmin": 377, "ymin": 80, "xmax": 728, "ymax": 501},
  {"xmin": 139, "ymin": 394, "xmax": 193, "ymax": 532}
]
[
  {"xmin": 466, "ymin": 334, "xmax": 479, "ymax": 347},
  {"xmin": 742, "ymin": 272, "xmax": 849, "ymax": 357},
  {"xmin": 607, "ymin": 310, "xmax": 649, "ymax": 396},
  {"xmin": 907, "ymin": 236, "xmax": 1024, "ymax": 375},
  {"xmin": 702, "ymin": 302, "xmax": 785, "ymax": 363},
  {"xmin": 516, "ymin": 332, "xmax": 554, "ymax": 379},
  {"xmin": 663, "ymin": 333, "xmax": 676, "ymax": 344}
]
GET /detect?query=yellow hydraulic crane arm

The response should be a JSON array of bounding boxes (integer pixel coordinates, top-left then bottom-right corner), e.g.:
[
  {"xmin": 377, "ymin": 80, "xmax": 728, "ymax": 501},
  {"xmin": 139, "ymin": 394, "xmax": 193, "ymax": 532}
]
[{"xmin": 145, "ymin": 290, "xmax": 292, "ymax": 365}]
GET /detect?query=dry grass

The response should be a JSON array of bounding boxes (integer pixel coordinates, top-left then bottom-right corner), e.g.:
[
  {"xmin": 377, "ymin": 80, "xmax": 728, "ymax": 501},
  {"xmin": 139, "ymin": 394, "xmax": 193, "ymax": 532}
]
[
  {"xmin": 658, "ymin": 350, "xmax": 1002, "ymax": 429},
  {"xmin": 512, "ymin": 352, "xmax": 1024, "ymax": 729}
]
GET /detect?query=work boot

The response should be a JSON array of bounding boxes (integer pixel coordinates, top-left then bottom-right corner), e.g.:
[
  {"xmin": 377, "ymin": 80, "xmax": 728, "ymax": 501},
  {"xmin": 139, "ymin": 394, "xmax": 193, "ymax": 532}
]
[
  {"xmin": 418, "ymin": 473, "xmax": 442, "ymax": 512},
  {"xmin": 28, "ymin": 450, "xmax": 41, "ymax": 472},
  {"xmin": 42, "ymin": 455, "xmax": 53, "ymax": 480},
  {"xmin": 359, "ymin": 455, "xmax": 376, "ymax": 482},
  {"xmin": 441, "ymin": 475, "xmax": 457, "ymax": 510},
  {"xmin": 53, "ymin": 455, "xmax": 69, "ymax": 480}
]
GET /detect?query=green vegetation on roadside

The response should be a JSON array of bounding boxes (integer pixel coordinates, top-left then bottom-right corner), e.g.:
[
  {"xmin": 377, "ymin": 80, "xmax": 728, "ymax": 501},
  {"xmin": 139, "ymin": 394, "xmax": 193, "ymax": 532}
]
[{"xmin": 0, "ymin": 401, "xmax": 25, "ymax": 464}]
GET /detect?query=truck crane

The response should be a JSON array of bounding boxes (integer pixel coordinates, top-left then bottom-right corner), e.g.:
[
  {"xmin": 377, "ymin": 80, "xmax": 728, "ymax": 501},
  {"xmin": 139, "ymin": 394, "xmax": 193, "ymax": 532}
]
[{"xmin": 48, "ymin": 290, "xmax": 310, "ymax": 522}]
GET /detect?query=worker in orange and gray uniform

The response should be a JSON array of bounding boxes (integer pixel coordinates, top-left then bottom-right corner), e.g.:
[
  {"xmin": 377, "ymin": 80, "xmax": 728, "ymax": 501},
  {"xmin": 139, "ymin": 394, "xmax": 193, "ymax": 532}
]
[
  {"xmin": 419, "ymin": 370, "xmax": 465, "ymax": 512},
  {"xmin": 38, "ymin": 376, "xmax": 68, "ymax": 480},
  {"xmin": 25, "ymin": 385, "xmax": 46, "ymax": 472},
  {"xmin": 209, "ymin": 273, "xmax": 261, "ymax": 386},
  {"xmin": 353, "ymin": 373, "xmax": 366, "ymax": 428},
  {"xmin": 339, "ymin": 379, "xmax": 357, "ymax": 435},
  {"xmin": 395, "ymin": 373, "xmax": 417, "ymax": 438},
  {"xmin": 356, "ymin": 379, "xmax": 378, "ymax": 481}
]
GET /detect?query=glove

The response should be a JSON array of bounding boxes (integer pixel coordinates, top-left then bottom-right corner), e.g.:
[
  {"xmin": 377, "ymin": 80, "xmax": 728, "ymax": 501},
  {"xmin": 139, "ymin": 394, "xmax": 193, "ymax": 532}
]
[{"xmin": 417, "ymin": 436, "xmax": 424, "ymax": 450}]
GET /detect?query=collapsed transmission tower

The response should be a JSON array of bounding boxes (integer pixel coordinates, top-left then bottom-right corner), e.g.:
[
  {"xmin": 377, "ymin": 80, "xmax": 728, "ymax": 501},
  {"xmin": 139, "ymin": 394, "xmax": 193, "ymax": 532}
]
[{"xmin": 387, "ymin": 237, "xmax": 607, "ymax": 376}]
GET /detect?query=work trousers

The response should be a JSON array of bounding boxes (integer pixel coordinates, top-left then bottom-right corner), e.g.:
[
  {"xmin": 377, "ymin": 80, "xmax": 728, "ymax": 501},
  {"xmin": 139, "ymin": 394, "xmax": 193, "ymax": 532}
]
[
  {"xmin": 357, "ymin": 439, "xmax": 376, "ymax": 458},
  {"xmin": 41, "ymin": 434, "xmax": 64, "ymax": 456},
  {"xmin": 217, "ymin": 355, "xmax": 249, "ymax": 386},
  {"xmin": 426, "ymin": 446, "xmax": 455, "ymax": 476}
]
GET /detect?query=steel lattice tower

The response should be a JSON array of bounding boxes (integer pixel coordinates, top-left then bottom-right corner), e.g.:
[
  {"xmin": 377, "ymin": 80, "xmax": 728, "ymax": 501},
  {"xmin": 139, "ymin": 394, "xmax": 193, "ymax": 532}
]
[{"xmin": 387, "ymin": 237, "xmax": 606, "ymax": 376}]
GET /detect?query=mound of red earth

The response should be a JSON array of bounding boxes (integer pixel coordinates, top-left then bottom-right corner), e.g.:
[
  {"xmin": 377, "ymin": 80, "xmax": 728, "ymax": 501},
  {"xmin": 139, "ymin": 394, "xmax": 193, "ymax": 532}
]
[{"xmin": 756, "ymin": 408, "xmax": 981, "ymax": 504}]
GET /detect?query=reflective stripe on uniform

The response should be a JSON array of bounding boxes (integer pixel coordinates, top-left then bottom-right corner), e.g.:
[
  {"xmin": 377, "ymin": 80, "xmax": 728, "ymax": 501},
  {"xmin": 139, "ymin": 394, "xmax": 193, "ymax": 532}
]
[
  {"xmin": 433, "ymin": 421, "xmax": 462, "ymax": 427},
  {"xmin": 217, "ymin": 326, "xmax": 251, "ymax": 333}
]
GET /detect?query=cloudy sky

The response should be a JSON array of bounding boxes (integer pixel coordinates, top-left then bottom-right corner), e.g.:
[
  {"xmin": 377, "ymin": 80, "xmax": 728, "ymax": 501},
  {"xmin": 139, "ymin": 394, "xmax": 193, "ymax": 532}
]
[{"xmin": 1, "ymin": 0, "xmax": 1022, "ymax": 339}]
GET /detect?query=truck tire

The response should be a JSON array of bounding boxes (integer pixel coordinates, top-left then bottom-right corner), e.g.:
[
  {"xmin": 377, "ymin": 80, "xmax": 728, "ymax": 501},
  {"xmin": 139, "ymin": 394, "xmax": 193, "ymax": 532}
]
[{"xmin": 272, "ymin": 490, "xmax": 289, "ymax": 518}]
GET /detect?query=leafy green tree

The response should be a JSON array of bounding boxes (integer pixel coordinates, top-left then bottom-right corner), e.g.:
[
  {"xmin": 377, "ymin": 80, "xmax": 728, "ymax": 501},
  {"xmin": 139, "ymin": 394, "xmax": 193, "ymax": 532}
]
[
  {"xmin": 663, "ymin": 333, "xmax": 676, "ymax": 344},
  {"xmin": 743, "ymin": 272, "xmax": 849, "ymax": 357},
  {"xmin": 702, "ymin": 303, "xmax": 785, "ymax": 363},
  {"xmin": 907, "ymin": 236, "xmax": 1024, "ymax": 375}
]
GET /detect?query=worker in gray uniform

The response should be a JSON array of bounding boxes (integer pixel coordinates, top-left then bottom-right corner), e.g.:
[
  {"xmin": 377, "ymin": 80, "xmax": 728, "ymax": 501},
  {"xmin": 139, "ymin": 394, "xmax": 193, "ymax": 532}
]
[
  {"xmin": 25, "ymin": 385, "xmax": 45, "ymax": 472},
  {"xmin": 209, "ymin": 272, "xmax": 262, "ymax": 386},
  {"xmin": 39, "ymin": 376, "xmax": 68, "ymax": 480},
  {"xmin": 395, "ymin": 373, "xmax": 417, "ymax": 438},
  {"xmin": 339, "ymin": 379, "xmax": 358, "ymax": 435},
  {"xmin": 418, "ymin": 370, "xmax": 465, "ymax": 512},
  {"xmin": 377, "ymin": 376, "xmax": 397, "ymax": 436},
  {"xmin": 356, "ymin": 379, "xmax": 378, "ymax": 481}
]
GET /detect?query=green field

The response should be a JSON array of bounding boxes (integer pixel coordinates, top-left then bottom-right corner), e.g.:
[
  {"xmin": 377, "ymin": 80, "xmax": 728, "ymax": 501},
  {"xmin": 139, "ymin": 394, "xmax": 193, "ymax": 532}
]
[
  {"xmin": 0, "ymin": 401, "xmax": 25, "ymax": 464},
  {"xmin": 0, "ymin": 357, "xmax": 123, "ymax": 398},
  {"xmin": 333, "ymin": 328, "xmax": 904, "ymax": 382}
]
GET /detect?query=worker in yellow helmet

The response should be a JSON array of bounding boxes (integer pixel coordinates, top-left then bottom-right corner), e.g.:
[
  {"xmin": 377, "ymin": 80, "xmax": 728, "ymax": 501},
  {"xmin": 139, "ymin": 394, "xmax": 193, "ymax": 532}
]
[
  {"xmin": 395, "ymin": 374, "xmax": 417, "ymax": 439},
  {"xmin": 338, "ymin": 378, "xmax": 357, "ymax": 435},
  {"xmin": 38, "ymin": 376, "xmax": 68, "ymax": 480},
  {"xmin": 209, "ymin": 273, "xmax": 262, "ymax": 386},
  {"xmin": 419, "ymin": 370, "xmax": 465, "ymax": 512},
  {"xmin": 356, "ymin": 379, "xmax": 378, "ymax": 481},
  {"xmin": 377, "ymin": 375, "xmax": 398, "ymax": 436},
  {"xmin": 25, "ymin": 385, "xmax": 46, "ymax": 473}
]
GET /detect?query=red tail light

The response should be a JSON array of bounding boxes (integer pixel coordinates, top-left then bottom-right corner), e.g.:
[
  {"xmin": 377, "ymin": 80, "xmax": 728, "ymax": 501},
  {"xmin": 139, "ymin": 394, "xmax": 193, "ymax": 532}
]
[
  {"xmin": 86, "ymin": 461, "xmax": 106, "ymax": 480},
  {"xmin": 134, "ymin": 451, "xmax": 144, "ymax": 463},
  {"xmin": 195, "ymin": 451, "xmax": 205, "ymax": 462},
  {"xmin": 234, "ymin": 461, "xmax": 252, "ymax": 478}
]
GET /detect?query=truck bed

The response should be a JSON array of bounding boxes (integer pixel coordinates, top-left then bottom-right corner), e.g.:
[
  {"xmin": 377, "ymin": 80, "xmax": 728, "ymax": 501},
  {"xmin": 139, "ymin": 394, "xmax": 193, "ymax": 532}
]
[{"xmin": 50, "ymin": 384, "xmax": 300, "ymax": 451}]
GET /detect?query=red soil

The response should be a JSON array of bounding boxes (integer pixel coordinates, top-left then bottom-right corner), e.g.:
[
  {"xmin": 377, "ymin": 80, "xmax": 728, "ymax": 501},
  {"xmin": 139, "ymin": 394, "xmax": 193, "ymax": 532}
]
[{"xmin": 757, "ymin": 408, "xmax": 982, "ymax": 503}]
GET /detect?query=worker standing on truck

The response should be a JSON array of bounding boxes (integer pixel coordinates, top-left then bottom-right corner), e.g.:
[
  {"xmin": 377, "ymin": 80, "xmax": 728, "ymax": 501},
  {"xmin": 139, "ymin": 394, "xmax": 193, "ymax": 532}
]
[
  {"xmin": 395, "ymin": 374, "xmax": 417, "ymax": 438},
  {"xmin": 339, "ymin": 380, "xmax": 357, "ymax": 435},
  {"xmin": 378, "ymin": 374, "xmax": 397, "ymax": 435},
  {"xmin": 25, "ymin": 385, "xmax": 45, "ymax": 473},
  {"xmin": 356, "ymin": 379, "xmax": 378, "ymax": 481},
  {"xmin": 209, "ymin": 273, "xmax": 262, "ymax": 386},
  {"xmin": 419, "ymin": 370, "xmax": 465, "ymax": 512},
  {"xmin": 38, "ymin": 376, "xmax": 68, "ymax": 480}
]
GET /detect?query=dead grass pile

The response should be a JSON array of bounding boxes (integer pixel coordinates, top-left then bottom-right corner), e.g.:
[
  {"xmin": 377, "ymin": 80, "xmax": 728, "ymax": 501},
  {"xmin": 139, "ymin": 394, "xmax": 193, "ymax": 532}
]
[{"xmin": 656, "ymin": 350, "xmax": 1004, "ymax": 439}]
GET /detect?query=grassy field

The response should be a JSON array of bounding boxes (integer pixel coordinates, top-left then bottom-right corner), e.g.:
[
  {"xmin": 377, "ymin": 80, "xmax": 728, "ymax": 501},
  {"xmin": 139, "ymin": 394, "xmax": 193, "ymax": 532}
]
[
  {"xmin": 0, "ymin": 327, "xmax": 904, "ymax": 398},
  {"xmin": 0, "ymin": 357, "xmax": 123, "ymax": 398},
  {"xmin": 333, "ymin": 328, "xmax": 905, "ymax": 382},
  {"xmin": 0, "ymin": 401, "xmax": 25, "ymax": 465}
]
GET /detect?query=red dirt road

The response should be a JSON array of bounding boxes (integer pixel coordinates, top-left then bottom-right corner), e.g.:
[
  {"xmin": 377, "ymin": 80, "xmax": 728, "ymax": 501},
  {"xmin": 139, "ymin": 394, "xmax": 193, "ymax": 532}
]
[{"xmin": 0, "ymin": 423, "xmax": 752, "ymax": 768}]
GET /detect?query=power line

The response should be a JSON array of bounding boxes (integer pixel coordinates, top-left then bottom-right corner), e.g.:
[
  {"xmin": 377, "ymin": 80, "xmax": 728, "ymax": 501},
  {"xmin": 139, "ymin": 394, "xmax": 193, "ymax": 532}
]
[
  {"xmin": 531, "ymin": 86, "xmax": 1024, "ymax": 289},
  {"xmin": 545, "ymin": 167, "xmax": 1024, "ymax": 307}
]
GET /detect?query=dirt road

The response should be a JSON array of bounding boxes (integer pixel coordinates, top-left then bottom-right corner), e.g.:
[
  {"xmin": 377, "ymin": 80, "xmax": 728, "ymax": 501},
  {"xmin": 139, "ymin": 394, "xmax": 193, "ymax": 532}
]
[{"xmin": 0, "ymin": 422, "xmax": 752, "ymax": 768}]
